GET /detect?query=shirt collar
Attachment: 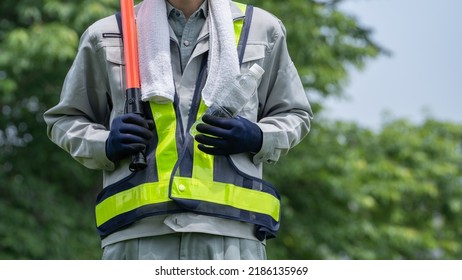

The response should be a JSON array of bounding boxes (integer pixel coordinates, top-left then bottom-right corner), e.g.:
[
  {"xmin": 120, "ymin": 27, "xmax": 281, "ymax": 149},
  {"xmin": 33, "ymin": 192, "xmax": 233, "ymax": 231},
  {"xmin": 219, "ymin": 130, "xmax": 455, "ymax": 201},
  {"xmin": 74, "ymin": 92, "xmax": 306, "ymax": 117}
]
[{"xmin": 166, "ymin": 0, "xmax": 208, "ymax": 19}]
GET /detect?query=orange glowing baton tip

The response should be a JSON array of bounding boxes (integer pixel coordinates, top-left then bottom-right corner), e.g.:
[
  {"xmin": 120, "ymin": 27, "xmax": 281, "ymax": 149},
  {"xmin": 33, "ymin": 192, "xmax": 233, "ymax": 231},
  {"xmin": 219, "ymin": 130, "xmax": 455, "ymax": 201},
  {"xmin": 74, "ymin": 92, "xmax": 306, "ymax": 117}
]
[{"xmin": 120, "ymin": 0, "xmax": 140, "ymax": 89}]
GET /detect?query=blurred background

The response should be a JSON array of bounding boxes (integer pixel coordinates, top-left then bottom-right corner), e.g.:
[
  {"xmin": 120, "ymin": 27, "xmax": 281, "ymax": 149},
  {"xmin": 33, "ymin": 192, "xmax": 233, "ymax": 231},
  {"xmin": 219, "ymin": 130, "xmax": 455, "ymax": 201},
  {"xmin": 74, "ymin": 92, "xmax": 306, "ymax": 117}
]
[
  {"xmin": 324, "ymin": 0, "xmax": 462, "ymax": 130},
  {"xmin": 0, "ymin": 0, "xmax": 461, "ymax": 259}
]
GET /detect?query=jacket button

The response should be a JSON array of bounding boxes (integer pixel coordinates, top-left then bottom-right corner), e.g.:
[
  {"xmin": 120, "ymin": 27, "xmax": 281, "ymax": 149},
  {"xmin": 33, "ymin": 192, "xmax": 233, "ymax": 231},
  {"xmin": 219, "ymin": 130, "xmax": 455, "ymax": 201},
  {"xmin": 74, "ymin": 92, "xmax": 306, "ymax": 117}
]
[{"xmin": 178, "ymin": 185, "xmax": 186, "ymax": 192}]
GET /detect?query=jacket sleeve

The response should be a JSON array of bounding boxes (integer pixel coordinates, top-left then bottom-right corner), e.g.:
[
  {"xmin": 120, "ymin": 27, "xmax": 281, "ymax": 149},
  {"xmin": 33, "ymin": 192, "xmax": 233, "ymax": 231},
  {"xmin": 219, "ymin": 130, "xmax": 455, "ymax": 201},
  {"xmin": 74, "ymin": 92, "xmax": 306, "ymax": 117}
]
[
  {"xmin": 43, "ymin": 27, "xmax": 115, "ymax": 171},
  {"xmin": 253, "ymin": 19, "xmax": 314, "ymax": 164}
]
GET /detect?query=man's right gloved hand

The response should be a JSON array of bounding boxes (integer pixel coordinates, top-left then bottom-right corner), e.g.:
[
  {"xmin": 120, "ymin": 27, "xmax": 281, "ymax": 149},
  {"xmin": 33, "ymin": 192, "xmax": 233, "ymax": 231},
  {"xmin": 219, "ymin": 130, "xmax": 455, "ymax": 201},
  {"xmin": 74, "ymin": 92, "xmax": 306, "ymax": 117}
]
[{"xmin": 105, "ymin": 113, "xmax": 153, "ymax": 162}]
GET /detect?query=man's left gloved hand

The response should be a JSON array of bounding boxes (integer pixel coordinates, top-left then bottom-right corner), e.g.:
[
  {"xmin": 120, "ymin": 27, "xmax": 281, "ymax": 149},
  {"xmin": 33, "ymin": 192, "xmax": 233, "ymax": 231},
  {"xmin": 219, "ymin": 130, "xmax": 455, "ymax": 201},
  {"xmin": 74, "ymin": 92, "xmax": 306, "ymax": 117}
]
[{"xmin": 194, "ymin": 114, "xmax": 263, "ymax": 156}]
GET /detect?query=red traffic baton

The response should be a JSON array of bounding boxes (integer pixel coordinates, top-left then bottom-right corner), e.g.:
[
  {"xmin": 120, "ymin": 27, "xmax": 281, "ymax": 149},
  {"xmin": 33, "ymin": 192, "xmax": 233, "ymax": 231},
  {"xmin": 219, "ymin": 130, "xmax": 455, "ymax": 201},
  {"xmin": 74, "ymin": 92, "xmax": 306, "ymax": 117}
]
[
  {"xmin": 120, "ymin": 0, "xmax": 147, "ymax": 171},
  {"xmin": 120, "ymin": 0, "xmax": 140, "ymax": 89}
]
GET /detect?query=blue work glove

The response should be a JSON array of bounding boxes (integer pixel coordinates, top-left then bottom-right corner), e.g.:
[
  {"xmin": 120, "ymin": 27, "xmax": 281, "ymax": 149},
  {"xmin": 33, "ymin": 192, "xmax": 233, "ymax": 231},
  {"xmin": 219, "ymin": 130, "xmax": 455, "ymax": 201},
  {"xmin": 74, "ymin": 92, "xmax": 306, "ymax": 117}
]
[
  {"xmin": 194, "ymin": 114, "xmax": 263, "ymax": 156},
  {"xmin": 105, "ymin": 113, "xmax": 153, "ymax": 162}
]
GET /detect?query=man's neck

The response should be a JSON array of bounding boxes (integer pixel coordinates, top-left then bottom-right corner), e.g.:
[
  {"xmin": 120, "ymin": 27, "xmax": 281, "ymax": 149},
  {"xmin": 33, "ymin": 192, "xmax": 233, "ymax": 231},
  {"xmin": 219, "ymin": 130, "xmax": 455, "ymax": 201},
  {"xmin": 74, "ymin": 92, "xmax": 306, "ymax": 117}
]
[{"xmin": 167, "ymin": 0, "xmax": 206, "ymax": 19}]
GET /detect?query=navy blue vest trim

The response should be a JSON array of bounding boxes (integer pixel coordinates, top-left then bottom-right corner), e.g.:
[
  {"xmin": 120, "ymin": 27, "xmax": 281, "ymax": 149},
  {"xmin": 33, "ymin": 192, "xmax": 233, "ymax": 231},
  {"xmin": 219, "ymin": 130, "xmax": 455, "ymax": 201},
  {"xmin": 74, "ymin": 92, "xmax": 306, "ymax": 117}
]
[
  {"xmin": 115, "ymin": 12, "xmax": 123, "ymax": 39},
  {"xmin": 237, "ymin": 5, "xmax": 254, "ymax": 65},
  {"xmin": 178, "ymin": 54, "xmax": 209, "ymax": 178},
  {"xmin": 96, "ymin": 135, "xmax": 161, "ymax": 204},
  {"xmin": 96, "ymin": 172, "xmax": 136, "ymax": 203}
]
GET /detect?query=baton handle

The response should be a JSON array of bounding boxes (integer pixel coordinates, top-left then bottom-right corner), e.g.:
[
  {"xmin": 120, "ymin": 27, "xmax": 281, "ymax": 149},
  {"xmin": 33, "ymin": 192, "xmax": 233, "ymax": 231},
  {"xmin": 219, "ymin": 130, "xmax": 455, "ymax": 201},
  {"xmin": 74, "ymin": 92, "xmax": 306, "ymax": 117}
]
[{"xmin": 125, "ymin": 88, "xmax": 147, "ymax": 172}]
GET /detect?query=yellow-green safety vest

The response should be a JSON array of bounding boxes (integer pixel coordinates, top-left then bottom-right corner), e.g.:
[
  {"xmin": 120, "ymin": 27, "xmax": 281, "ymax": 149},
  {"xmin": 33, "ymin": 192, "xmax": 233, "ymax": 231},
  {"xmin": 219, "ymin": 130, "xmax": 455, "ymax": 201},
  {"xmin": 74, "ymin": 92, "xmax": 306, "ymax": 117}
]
[{"xmin": 96, "ymin": 3, "xmax": 281, "ymax": 241}]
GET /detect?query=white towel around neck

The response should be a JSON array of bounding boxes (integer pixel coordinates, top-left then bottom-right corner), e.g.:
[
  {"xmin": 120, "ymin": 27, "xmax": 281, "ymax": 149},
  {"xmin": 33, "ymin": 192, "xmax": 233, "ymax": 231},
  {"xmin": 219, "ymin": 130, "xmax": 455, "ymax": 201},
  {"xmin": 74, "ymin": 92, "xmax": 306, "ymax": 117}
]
[{"xmin": 136, "ymin": 0, "xmax": 240, "ymax": 105}]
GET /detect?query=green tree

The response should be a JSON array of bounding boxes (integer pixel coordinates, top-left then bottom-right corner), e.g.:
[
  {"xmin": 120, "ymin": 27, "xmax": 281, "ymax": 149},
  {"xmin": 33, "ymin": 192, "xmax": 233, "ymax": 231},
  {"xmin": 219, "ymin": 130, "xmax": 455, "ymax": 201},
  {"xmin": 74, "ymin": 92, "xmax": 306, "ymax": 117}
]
[
  {"xmin": 0, "ymin": 0, "xmax": 403, "ymax": 259},
  {"xmin": 0, "ymin": 0, "xmax": 118, "ymax": 259},
  {"xmin": 265, "ymin": 118, "xmax": 462, "ymax": 259}
]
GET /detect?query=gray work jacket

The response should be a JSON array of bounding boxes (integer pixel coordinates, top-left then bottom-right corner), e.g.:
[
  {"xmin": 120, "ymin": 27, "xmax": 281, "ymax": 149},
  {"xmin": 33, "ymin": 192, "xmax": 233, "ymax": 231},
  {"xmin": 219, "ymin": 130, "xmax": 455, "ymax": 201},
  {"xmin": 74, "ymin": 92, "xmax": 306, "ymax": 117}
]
[{"xmin": 44, "ymin": 2, "xmax": 313, "ymax": 247}]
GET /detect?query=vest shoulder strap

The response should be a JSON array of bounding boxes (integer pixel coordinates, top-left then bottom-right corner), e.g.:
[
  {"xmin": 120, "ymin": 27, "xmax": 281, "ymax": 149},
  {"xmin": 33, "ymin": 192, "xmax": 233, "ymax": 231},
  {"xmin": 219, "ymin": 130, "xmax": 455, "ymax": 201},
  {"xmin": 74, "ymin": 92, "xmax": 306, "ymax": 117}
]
[
  {"xmin": 115, "ymin": 11, "xmax": 123, "ymax": 39},
  {"xmin": 237, "ymin": 5, "xmax": 254, "ymax": 66}
]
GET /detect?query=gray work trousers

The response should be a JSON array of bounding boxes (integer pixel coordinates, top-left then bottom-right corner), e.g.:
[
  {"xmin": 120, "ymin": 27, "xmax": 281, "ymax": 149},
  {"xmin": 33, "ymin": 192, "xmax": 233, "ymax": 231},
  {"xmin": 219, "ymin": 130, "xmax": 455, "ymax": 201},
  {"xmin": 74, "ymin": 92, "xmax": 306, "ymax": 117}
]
[{"xmin": 102, "ymin": 233, "xmax": 267, "ymax": 260}]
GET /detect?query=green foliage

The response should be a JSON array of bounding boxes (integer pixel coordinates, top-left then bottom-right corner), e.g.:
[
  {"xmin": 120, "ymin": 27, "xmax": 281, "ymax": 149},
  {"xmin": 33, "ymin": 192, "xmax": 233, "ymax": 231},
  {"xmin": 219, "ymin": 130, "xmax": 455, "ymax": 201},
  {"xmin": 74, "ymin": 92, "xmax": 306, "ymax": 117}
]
[
  {"xmin": 0, "ymin": 0, "xmax": 118, "ymax": 259},
  {"xmin": 265, "ymin": 119, "xmax": 462, "ymax": 259},
  {"xmin": 1, "ymin": 0, "xmax": 460, "ymax": 260}
]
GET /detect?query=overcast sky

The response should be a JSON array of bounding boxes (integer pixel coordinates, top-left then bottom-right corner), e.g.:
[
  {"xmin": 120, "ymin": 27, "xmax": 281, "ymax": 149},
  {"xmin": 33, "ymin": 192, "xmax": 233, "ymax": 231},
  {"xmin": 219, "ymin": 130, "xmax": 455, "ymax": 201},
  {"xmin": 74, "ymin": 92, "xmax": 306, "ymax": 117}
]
[{"xmin": 321, "ymin": 0, "xmax": 462, "ymax": 129}]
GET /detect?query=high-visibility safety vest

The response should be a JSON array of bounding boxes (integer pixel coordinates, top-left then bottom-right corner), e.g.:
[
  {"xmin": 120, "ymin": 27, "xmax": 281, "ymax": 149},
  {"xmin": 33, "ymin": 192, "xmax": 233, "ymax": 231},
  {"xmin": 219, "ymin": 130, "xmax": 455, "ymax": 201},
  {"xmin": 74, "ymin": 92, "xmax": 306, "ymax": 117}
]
[{"xmin": 96, "ymin": 3, "xmax": 280, "ymax": 241}]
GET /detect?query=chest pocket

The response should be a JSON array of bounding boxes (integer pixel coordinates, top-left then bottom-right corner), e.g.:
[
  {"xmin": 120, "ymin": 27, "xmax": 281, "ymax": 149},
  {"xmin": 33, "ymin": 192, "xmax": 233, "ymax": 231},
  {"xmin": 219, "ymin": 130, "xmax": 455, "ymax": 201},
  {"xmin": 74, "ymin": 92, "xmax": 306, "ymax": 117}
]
[
  {"xmin": 105, "ymin": 45, "xmax": 125, "ymax": 65},
  {"xmin": 103, "ymin": 45, "xmax": 126, "ymax": 115},
  {"xmin": 241, "ymin": 44, "xmax": 266, "ymax": 65}
]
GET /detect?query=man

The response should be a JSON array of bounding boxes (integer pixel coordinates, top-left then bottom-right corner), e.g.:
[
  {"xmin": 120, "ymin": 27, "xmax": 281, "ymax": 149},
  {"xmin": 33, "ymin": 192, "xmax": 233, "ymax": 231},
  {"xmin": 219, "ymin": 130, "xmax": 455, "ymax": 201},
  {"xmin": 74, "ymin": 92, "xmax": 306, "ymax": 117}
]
[{"xmin": 44, "ymin": 0, "xmax": 313, "ymax": 260}]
